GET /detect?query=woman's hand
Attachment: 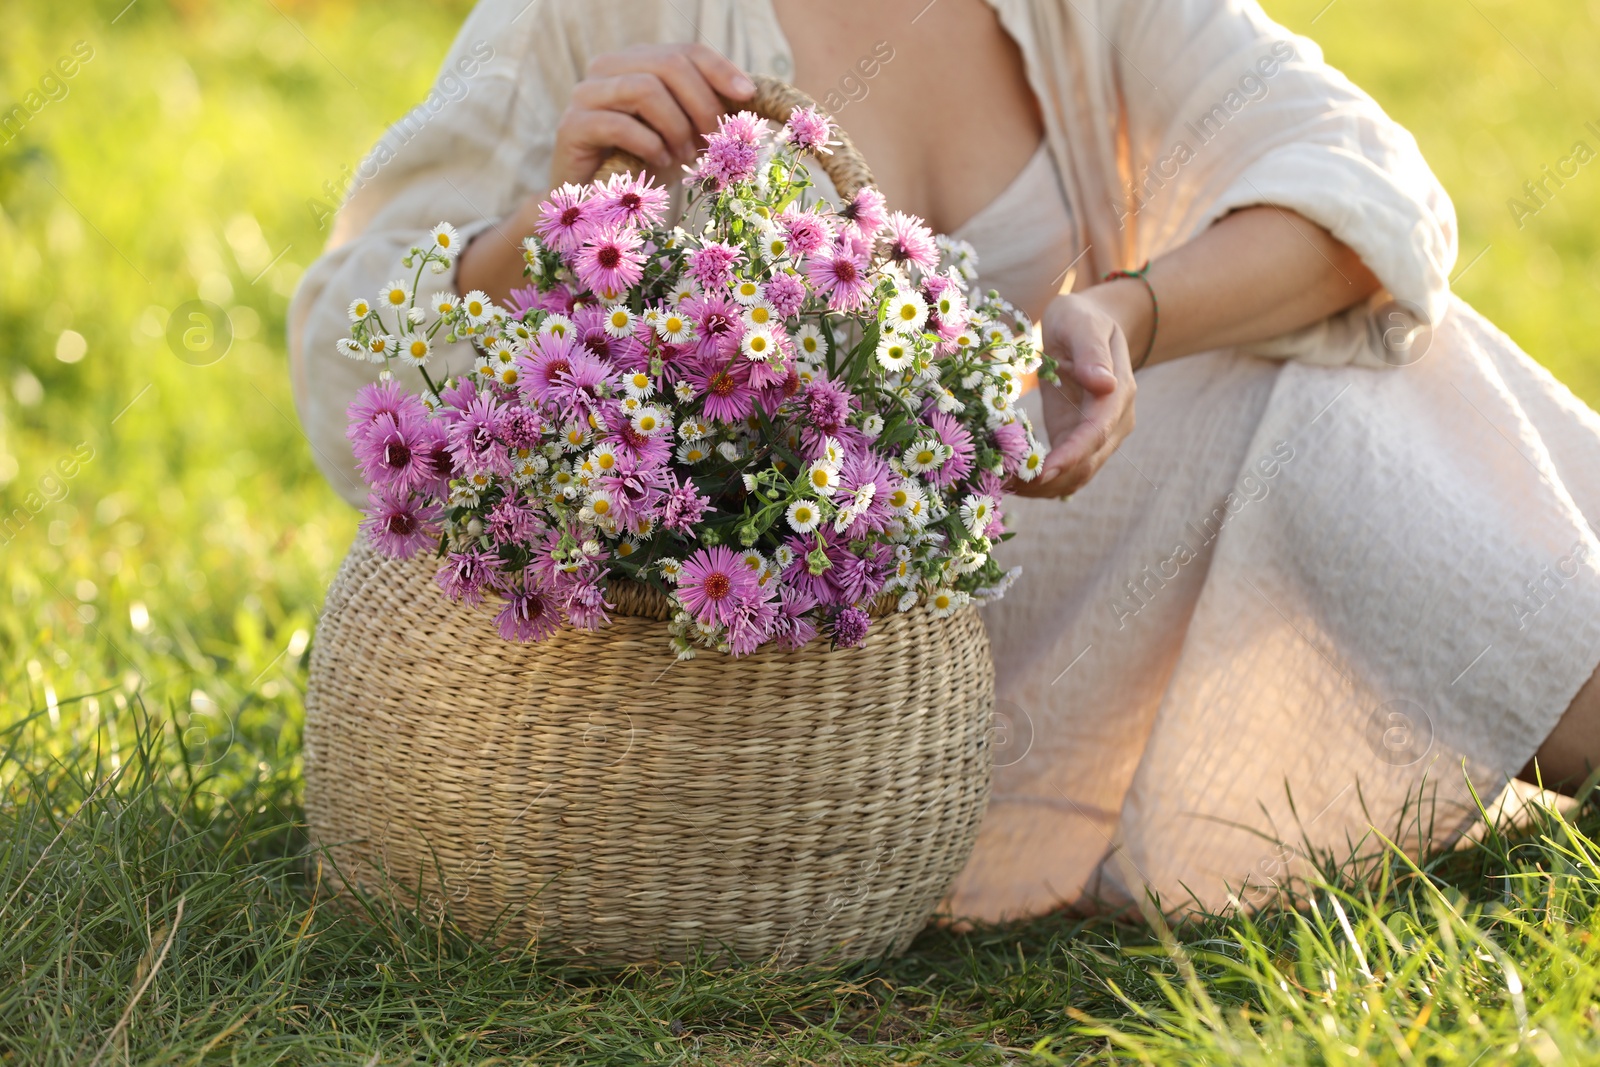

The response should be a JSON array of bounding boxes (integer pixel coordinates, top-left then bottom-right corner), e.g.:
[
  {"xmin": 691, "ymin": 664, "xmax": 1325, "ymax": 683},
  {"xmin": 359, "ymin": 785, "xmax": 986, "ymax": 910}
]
[
  {"xmin": 458, "ymin": 43, "xmax": 755, "ymax": 305},
  {"xmin": 551, "ymin": 43, "xmax": 758, "ymax": 187},
  {"xmin": 1012, "ymin": 280, "xmax": 1149, "ymax": 499}
]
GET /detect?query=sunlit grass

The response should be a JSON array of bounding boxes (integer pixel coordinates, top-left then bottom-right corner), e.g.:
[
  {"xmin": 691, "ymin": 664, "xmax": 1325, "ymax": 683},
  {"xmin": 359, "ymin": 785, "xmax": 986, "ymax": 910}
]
[{"xmin": 3, "ymin": 0, "xmax": 1600, "ymax": 1061}]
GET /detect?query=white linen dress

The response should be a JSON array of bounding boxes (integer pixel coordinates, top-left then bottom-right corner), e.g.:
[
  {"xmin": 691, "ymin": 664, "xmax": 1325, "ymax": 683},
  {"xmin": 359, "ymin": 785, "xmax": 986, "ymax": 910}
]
[{"xmin": 288, "ymin": 0, "xmax": 1600, "ymax": 919}]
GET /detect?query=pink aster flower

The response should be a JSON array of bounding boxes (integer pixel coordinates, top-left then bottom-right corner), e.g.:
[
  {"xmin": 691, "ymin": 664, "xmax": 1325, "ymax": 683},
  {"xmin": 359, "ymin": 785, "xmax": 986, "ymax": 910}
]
[
  {"xmin": 686, "ymin": 240, "xmax": 744, "ymax": 290},
  {"xmin": 516, "ymin": 333, "xmax": 613, "ymax": 422},
  {"xmin": 495, "ymin": 581, "xmax": 563, "ymax": 642},
  {"xmin": 688, "ymin": 356, "xmax": 758, "ymax": 425},
  {"xmin": 838, "ymin": 186, "xmax": 888, "ymax": 237},
  {"xmin": 487, "ymin": 495, "xmax": 543, "ymax": 544},
  {"xmin": 593, "ymin": 171, "xmax": 670, "ymax": 228},
  {"xmin": 661, "ymin": 473, "xmax": 711, "ymax": 534},
  {"xmin": 992, "ymin": 420, "xmax": 1030, "ymax": 476},
  {"xmin": 718, "ymin": 110, "xmax": 768, "ymax": 144},
  {"xmin": 694, "ymin": 126, "xmax": 761, "ymax": 188},
  {"xmin": 507, "ymin": 282, "xmax": 574, "ymax": 317},
  {"xmin": 806, "ymin": 242, "xmax": 873, "ymax": 312},
  {"xmin": 780, "ymin": 105, "xmax": 834, "ymax": 154},
  {"xmin": 770, "ymin": 587, "xmax": 820, "ymax": 650},
  {"xmin": 361, "ymin": 487, "xmax": 439, "ymax": 559},
  {"xmin": 830, "ymin": 606, "xmax": 871, "ymax": 649},
  {"xmin": 353, "ymin": 411, "xmax": 432, "ymax": 492},
  {"xmin": 882, "ymin": 211, "xmax": 939, "ymax": 270},
  {"xmin": 682, "ymin": 291, "xmax": 744, "ymax": 359},
  {"xmin": 347, "ymin": 379, "xmax": 426, "ymax": 446},
  {"xmin": 534, "ymin": 183, "xmax": 596, "ymax": 254},
  {"xmin": 436, "ymin": 548, "xmax": 500, "ymax": 607},
  {"xmin": 777, "ymin": 207, "xmax": 834, "ymax": 258},
  {"xmin": 447, "ymin": 393, "xmax": 512, "ymax": 476},
  {"xmin": 725, "ymin": 595, "xmax": 779, "ymax": 656},
  {"xmin": 927, "ymin": 409, "xmax": 976, "ymax": 489},
  {"xmin": 678, "ymin": 545, "xmax": 758, "ymax": 626},
  {"xmin": 762, "ymin": 272, "xmax": 807, "ymax": 319},
  {"xmin": 573, "ymin": 223, "xmax": 645, "ymax": 298}
]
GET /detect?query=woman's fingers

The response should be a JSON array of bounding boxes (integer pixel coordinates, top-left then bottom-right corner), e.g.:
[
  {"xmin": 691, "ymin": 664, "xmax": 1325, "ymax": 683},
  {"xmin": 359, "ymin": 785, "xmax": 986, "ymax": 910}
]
[
  {"xmin": 682, "ymin": 42, "xmax": 758, "ymax": 103},
  {"xmin": 576, "ymin": 73, "xmax": 697, "ymax": 161},
  {"xmin": 558, "ymin": 107, "xmax": 673, "ymax": 170},
  {"xmin": 1071, "ymin": 329, "xmax": 1118, "ymax": 396}
]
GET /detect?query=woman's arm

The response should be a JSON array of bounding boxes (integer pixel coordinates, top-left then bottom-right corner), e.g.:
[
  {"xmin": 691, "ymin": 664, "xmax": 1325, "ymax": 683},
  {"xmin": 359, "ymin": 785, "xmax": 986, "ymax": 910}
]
[{"xmin": 1013, "ymin": 205, "xmax": 1380, "ymax": 500}]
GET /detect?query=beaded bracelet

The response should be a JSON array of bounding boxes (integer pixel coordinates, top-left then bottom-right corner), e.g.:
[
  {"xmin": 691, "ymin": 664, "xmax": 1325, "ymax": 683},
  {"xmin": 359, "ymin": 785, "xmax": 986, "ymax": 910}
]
[{"xmin": 1102, "ymin": 260, "xmax": 1159, "ymax": 371}]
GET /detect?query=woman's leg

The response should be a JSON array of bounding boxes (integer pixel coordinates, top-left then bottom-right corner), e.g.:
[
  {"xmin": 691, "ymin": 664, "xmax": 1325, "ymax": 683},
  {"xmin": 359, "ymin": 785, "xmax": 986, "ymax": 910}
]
[{"xmin": 1519, "ymin": 662, "xmax": 1600, "ymax": 794}]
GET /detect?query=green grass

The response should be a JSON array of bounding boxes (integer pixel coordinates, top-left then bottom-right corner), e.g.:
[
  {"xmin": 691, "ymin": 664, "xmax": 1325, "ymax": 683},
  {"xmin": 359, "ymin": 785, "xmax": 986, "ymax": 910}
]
[{"xmin": 3, "ymin": 0, "xmax": 1600, "ymax": 1061}]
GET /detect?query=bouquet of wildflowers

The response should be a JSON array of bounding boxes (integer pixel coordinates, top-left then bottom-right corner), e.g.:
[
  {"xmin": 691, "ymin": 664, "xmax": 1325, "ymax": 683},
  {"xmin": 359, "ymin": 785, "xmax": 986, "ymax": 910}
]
[{"xmin": 341, "ymin": 105, "xmax": 1057, "ymax": 657}]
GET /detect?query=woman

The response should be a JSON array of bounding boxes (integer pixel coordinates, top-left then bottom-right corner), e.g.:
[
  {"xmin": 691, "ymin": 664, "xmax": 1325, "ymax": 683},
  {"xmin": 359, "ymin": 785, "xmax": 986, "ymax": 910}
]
[{"xmin": 289, "ymin": 0, "xmax": 1600, "ymax": 919}]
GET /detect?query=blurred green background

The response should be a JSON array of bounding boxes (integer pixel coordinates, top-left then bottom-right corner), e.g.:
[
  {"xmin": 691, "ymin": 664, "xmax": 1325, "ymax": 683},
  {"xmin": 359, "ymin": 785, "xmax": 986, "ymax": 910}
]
[{"xmin": 2, "ymin": 0, "xmax": 1598, "ymax": 758}]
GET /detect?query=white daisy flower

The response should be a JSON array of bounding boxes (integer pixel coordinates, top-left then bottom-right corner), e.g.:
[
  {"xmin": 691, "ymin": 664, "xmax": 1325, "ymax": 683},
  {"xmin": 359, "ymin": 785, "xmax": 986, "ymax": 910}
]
[
  {"xmin": 903, "ymin": 440, "xmax": 945, "ymax": 474},
  {"xmin": 631, "ymin": 406, "xmax": 669, "ymax": 435},
  {"xmin": 336, "ymin": 337, "xmax": 364, "ymax": 360},
  {"xmin": 427, "ymin": 292, "xmax": 458, "ymax": 317},
  {"xmin": 586, "ymin": 488, "xmax": 615, "ymax": 520},
  {"xmin": 981, "ymin": 384, "xmax": 1013, "ymax": 422},
  {"xmin": 821, "ymin": 437, "xmax": 845, "ymax": 467},
  {"xmin": 676, "ymin": 440, "xmax": 712, "ymax": 464},
  {"xmin": 716, "ymin": 440, "xmax": 743, "ymax": 461},
  {"xmin": 1018, "ymin": 448, "xmax": 1046, "ymax": 481},
  {"xmin": 861, "ymin": 413, "xmax": 884, "ymax": 439},
  {"xmin": 773, "ymin": 544, "xmax": 796, "ymax": 570},
  {"xmin": 677, "ymin": 418, "xmax": 711, "ymax": 441},
  {"xmin": 929, "ymin": 588, "xmax": 966, "ymax": 618},
  {"xmin": 365, "ymin": 334, "xmax": 396, "ymax": 361},
  {"xmin": 654, "ymin": 311, "xmax": 694, "ymax": 344},
  {"xmin": 430, "ymin": 222, "xmax": 460, "ymax": 256},
  {"xmin": 347, "ymin": 297, "xmax": 373, "ymax": 321},
  {"xmin": 730, "ymin": 277, "xmax": 762, "ymax": 305},
  {"xmin": 741, "ymin": 303, "xmax": 777, "ymax": 330},
  {"xmin": 399, "ymin": 334, "xmax": 431, "ymax": 367},
  {"xmin": 603, "ymin": 305, "xmax": 636, "ymax": 338},
  {"xmin": 887, "ymin": 479, "xmax": 923, "ymax": 515},
  {"xmin": 623, "ymin": 370, "xmax": 655, "ymax": 397},
  {"xmin": 876, "ymin": 335, "xmax": 913, "ymax": 372},
  {"xmin": 618, "ymin": 395, "xmax": 643, "ymax": 415},
  {"xmin": 786, "ymin": 498, "xmax": 822, "ymax": 534},
  {"xmin": 792, "ymin": 323, "xmax": 826, "ymax": 360},
  {"xmin": 539, "ymin": 313, "xmax": 574, "ymax": 340},
  {"xmin": 563, "ymin": 425, "xmax": 591, "ymax": 450},
  {"xmin": 884, "ymin": 290, "xmax": 928, "ymax": 334},
  {"xmin": 897, "ymin": 589, "xmax": 919, "ymax": 612},
  {"xmin": 658, "ymin": 559, "xmax": 684, "ymax": 584},
  {"xmin": 668, "ymin": 278, "xmax": 699, "ymax": 305},
  {"xmin": 379, "ymin": 280, "xmax": 412, "ymax": 310},
  {"xmin": 804, "ymin": 461, "xmax": 840, "ymax": 497},
  {"xmin": 738, "ymin": 549, "xmax": 768, "ymax": 575},
  {"xmin": 674, "ymin": 380, "xmax": 697, "ymax": 403},
  {"xmin": 590, "ymin": 443, "xmax": 620, "ymax": 473},
  {"xmin": 959, "ymin": 494, "xmax": 996, "ymax": 533},
  {"xmin": 763, "ymin": 235, "xmax": 789, "ymax": 261},
  {"xmin": 951, "ymin": 328, "xmax": 978, "ymax": 352},
  {"xmin": 461, "ymin": 290, "xmax": 493, "ymax": 324},
  {"xmin": 740, "ymin": 327, "xmax": 777, "ymax": 362},
  {"xmin": 935, "ymin": 387, "xmax": 964, "ymax": 414}
]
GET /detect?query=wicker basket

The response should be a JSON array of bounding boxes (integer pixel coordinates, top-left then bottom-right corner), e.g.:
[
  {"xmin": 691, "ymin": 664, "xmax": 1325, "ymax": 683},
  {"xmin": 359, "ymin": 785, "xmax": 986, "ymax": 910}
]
[{"xmin": 302, "ymin": 77, "xmax": 996, "ymax": 966}]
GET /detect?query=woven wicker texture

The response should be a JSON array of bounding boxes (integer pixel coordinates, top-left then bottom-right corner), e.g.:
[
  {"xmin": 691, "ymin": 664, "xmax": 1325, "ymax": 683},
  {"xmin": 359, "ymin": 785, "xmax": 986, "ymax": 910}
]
[
  {"xmin": 304, "ymin": 538, "xmax": 995, "ymax": 965},
  {"xmin": 593, "ymin": 73, "xmax": 877, "ymax": 201}
]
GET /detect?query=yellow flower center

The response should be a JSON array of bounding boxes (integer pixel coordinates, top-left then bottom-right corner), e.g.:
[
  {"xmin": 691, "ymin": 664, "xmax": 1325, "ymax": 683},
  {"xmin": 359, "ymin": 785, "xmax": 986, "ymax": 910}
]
[
  {"xmin": 592, "ymin": 498, "xmax": 610, "ymax": 515},
  {"xmin": 437, "ymin": 233, "xmax": 451, "ymax": 247},
  {"xmin": 467, "ymin": 301, "xmax": 483, "ymax": 316},
  {"xmin": 749, "ymin": 307, "xmax": 770, "ymax": 324},
  {"xmin": 916, "ymin": 450, "xmax": 935, "ymax": 465},
  {"xmin": 388, "ymin": 289, "xmax": 405, "ymax": 304},
  {"xmin": 665, "ymin": 316, "xmax": 684, "ymax": 333},
  {"xmin": 409, "ymin": 340, "xmax": 427, "ymax": 356},
  {"xmin": 811, "ymin": 469, "xmax": 830, "ymax": 489},
  {"xmin": 795, "ymin": 506, "xmax": 813, "ymax": 523},
  {"xmin": 612, "ymin": 311, "xmax": 630, "ymax": 328}
]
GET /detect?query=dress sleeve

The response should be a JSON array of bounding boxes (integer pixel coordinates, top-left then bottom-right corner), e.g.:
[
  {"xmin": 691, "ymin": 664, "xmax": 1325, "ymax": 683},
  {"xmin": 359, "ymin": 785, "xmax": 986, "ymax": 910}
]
[
  {"xmin": 1106, "ymin": 0, "xmax": 1458, "ymax": 367},
  {"xmin": 286, "ymin": 0, "xmax": 578, "ymax": 506}
]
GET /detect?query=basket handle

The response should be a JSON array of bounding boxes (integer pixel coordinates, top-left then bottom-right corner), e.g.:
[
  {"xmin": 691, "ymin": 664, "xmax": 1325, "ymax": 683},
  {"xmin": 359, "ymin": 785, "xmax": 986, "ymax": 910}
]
[{"xmin": 592, "ymin": 73, "xmax": 876, "ymax": 201}]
